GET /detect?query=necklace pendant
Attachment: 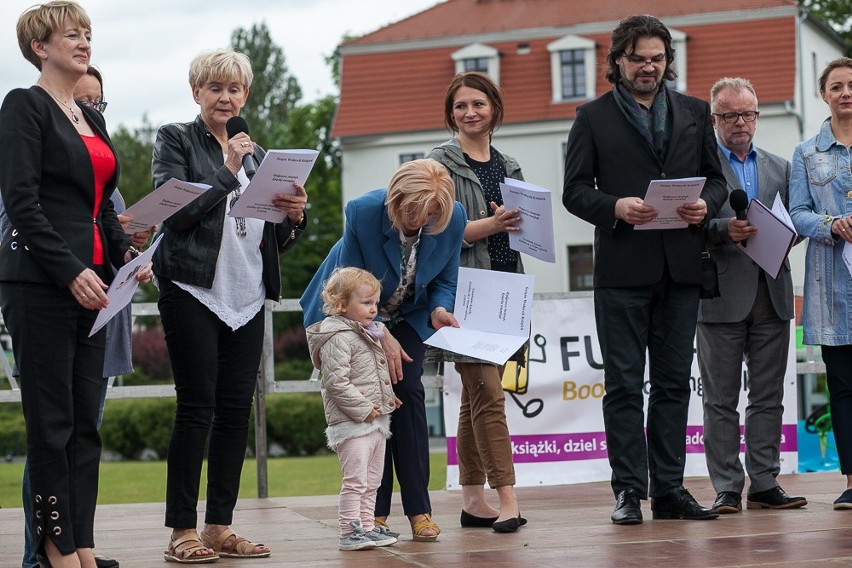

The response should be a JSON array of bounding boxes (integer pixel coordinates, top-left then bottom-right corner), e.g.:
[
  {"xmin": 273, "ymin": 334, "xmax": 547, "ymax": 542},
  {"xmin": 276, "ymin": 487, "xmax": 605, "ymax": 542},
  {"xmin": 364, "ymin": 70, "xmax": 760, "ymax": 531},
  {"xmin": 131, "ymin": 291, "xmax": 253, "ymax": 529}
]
[{"xmin": 71, "ymin": 112, "xmax": 79, "ymax": 124}]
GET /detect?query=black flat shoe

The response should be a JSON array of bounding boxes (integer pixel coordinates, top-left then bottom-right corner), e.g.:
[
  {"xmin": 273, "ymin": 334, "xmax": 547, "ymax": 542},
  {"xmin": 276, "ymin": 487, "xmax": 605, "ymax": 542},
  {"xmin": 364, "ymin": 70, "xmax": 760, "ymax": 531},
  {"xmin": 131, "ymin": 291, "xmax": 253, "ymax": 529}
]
[
  {"xmin": 460, "ymin": 510, "xmax": 499, "ymax": 527},
  {"xmin": 492, "ymin": 513, "xmax": 526, "ymax": 533},
  {"xmin": 95, "ymin": 555, "xmax": 120, "ymax": 568}
]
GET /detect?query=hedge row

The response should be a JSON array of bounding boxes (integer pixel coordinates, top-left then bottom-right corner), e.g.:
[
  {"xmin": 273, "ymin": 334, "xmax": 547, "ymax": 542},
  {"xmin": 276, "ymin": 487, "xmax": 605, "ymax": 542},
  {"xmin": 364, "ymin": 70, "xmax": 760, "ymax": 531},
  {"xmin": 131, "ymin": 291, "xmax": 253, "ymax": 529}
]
[{"xmin": 0, "ymin": 392, "xmax": 327, "ymax": 460}]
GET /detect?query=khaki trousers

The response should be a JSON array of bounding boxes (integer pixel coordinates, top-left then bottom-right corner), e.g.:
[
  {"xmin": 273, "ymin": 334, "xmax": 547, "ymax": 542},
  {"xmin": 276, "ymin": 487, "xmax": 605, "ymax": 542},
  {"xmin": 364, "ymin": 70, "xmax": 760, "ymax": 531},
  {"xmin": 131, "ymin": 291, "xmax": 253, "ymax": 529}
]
[{"xmin": 456, "ymin": 363, "xmax": 516, "ymax": 487}]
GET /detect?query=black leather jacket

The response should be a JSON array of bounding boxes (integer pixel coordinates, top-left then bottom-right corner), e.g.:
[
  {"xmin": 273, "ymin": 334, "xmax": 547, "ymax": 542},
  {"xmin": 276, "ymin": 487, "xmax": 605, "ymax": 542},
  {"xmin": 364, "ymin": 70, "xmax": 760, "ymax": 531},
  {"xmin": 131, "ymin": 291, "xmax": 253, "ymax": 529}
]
[{"xmin": 151, "ymin": 115, "xmax": 305, "ymax": 300}]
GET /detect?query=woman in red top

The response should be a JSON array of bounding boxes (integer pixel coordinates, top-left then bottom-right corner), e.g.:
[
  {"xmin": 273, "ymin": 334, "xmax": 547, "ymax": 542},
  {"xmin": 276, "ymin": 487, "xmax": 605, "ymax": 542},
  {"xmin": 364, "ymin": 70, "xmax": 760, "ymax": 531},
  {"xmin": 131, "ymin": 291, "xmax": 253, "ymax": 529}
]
[{"xmin": 0, "ymin": 3, "xmax": 151, "ymax": 567}]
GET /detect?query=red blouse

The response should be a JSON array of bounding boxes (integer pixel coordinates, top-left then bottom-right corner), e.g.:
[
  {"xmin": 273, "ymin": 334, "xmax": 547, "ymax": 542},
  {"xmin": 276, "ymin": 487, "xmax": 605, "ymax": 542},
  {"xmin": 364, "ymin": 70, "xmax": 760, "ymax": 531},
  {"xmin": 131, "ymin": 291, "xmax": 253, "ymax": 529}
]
[{"xmin": 80, "ymin": 134, "xmax": 116, "ymax": 265}]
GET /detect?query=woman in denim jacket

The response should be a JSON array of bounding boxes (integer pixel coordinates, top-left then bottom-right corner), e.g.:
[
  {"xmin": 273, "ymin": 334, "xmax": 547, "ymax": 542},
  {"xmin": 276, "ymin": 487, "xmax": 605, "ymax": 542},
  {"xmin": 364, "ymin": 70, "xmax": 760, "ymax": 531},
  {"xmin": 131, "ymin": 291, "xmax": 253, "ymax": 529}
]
[{"xmin": 789, "ymin": 56, "xmax": 852, "ymax": 509}]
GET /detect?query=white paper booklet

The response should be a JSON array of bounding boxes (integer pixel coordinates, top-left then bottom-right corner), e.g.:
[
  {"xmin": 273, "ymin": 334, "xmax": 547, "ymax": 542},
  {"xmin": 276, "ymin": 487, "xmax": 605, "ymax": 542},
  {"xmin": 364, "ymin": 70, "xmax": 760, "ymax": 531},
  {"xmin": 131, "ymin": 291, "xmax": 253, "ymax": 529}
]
[
  {"xmin": 499, "ymin": 178, "xmax": 556, "ymax": 263},
  {"xmin": 736, "ymin": 193, "xmax": 797, "ymax": 280},
  {"xmin": 229, "ymin": 149, "xmax": 319, "ymax": 223},
  {"xmin": 122, "ymin": 178, "xmax": 210, "ymax": 234},
  {"xmin": 424, "ymin": 267, "xmax": 534, "ymax": 365},
  {"xmin": 771, "ymin": 192, "xmax": 795, "ymax": 231},
  {"xmin": 634, "ymin": 177, "xmax": 705, "ymax": 230},
  {"xmin": 89, "ymin": 234, "xmax": 163, "ymax": 337},
  {"xmin": 843, "ymin": 242, "xmax": 852, "ymax": 279}
]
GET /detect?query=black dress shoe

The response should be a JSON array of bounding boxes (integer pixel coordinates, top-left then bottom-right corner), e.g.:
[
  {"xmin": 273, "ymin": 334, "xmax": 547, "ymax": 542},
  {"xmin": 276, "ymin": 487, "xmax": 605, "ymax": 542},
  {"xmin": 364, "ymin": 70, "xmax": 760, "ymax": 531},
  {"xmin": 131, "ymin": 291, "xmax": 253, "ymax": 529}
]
[
  {"xmin": 94, "ymin": 555, "xmax": 120, "ymax": 568},
  {"xmin": 651, "ymin": 486, "xmax": 719, "ymax": 520},
  {"xmin": 492, "ymin": 514, "xmax": 526, "ymax": 533},
  {"xmin": 746, "ymin": 486, "xmax": 807, "ymax": 510},
  {"xmin": 611, "ymin": 488, "xmax": 643, "ymax": 525},
  {"xmin": 711, "ymin": 491, "xmax": 742, "ymax": 514},
  {"xmin": 461, "ymin": 509, "xmax": 499, "ymax": 527}
]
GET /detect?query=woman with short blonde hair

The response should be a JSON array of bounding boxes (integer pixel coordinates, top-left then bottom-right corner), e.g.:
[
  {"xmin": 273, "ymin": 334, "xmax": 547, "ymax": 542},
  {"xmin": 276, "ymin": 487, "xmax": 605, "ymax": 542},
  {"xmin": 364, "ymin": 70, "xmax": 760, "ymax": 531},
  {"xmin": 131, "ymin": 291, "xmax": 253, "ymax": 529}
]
[
  {"xmin": 154, "ymin": 46, "xmax": 308, "ymax": 563},
  {"xmin": 3, "ymin": 2, "xmax": 150, "ymax": 566}
]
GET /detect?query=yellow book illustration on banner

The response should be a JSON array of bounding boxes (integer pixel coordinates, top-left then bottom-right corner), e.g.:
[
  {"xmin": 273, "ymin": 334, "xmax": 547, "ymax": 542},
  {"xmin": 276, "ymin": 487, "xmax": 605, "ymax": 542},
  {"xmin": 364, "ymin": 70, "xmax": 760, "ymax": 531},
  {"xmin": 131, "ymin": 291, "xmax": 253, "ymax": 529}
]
[{"xmin": 501, "ymin": 347, "xmax": 529, "ymax": 394}]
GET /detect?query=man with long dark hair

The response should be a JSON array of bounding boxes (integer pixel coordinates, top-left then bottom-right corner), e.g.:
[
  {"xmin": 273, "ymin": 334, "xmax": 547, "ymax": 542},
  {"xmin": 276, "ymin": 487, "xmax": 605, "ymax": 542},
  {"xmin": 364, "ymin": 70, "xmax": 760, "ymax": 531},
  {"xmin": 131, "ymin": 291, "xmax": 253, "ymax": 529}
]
[{"xmin": 563, "ymin": 14, "xmax": 727, "ymax": 525}]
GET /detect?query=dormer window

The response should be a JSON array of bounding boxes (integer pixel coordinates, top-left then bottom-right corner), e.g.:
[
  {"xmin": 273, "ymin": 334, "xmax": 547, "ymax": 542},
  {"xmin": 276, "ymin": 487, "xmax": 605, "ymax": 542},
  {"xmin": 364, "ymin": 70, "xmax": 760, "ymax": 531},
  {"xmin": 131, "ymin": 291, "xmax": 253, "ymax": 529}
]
[
  {"xmin": 452, "ymin": 43, "xmax": 500, "ymax": 82},
  {"xmin": 463, "ymin": 57, "xmax": 490, "ymax": 73},
  {"xmin": 547, "ymin": 35, "xmax": 596, "ymax": 101}
]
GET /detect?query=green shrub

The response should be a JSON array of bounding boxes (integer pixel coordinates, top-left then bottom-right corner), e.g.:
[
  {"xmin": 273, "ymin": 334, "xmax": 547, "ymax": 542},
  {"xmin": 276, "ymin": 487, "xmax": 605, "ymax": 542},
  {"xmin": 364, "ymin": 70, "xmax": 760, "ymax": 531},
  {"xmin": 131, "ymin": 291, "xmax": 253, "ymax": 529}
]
[
  {"xmin": 100, "ymin": 398, "xmax": 175, "ymax": 459},
  {"xmin": 131, "ymin": 327, "xmax": 172, "ymax": 382},
  {"xmin": 98, "ymin": 392, "xmax": 327, "ymax": 460},
  {"xmin": 264, "ymin": 393, "xmax": 327, "ymax": 455},
  {"xmin": 274, "ymin": 359, "xmax": 314, "ymax": 381},
  {"xmin": 0, "ymin": 409, "xmax": 26, "ymax": 457}
]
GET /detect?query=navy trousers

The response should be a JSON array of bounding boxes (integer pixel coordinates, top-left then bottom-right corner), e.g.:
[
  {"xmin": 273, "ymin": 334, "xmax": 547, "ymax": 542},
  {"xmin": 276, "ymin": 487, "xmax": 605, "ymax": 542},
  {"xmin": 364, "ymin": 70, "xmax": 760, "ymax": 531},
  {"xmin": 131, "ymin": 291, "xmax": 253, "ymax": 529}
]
[{"xmin": 374, "ymin": 320, "xmax": 432, "ymax": 518}]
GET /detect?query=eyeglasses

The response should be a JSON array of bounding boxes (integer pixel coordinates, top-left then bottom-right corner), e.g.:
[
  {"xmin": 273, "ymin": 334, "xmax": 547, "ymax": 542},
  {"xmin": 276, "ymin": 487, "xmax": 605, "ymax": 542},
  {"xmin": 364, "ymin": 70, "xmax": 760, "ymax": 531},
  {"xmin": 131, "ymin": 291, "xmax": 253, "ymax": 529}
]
[
  {"xmin": 76, "ymin": 99, "xmax": 108, "ymax": 113},
  {"xmin": 712, "ymin": 111, "xmax": 759, "ymax": 123},
  {"xmin": 623, "ymin": 53, "xmax": 667, "ymax": 66}
]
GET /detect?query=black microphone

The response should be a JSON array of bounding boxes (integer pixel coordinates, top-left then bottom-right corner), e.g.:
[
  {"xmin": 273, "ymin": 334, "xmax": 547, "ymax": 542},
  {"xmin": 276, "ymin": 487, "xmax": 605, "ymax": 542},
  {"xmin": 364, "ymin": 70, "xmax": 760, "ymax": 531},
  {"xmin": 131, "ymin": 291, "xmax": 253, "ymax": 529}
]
[
  {"xmin": 225, "ymin": 116, "xmax": 257, "ymax": 179},
  {"xmin": 729, "ymin": 188, "xmax": 749, "ymax": 247}
]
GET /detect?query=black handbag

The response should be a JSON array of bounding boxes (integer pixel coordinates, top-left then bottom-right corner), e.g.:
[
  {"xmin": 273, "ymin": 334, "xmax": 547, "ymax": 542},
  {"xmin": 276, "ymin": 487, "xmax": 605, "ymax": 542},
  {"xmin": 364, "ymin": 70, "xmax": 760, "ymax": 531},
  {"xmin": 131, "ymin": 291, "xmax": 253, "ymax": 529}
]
[{"xmin": 699, "ymin": 249, "xmax": 721, "ymax": 299}]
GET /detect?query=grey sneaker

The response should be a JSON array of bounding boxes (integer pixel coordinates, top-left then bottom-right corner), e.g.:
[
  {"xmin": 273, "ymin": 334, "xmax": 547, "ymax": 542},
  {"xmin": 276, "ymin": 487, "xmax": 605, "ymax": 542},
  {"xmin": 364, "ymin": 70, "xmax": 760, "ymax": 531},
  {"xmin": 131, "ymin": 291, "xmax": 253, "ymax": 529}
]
[
  {"xmin": 374, "ymin": 523, "xmax": 400, "ymax": 540},
  {"xmin": 339, "ymin": 520, "xmax": 376, "ymax": 551},
  {"xmin": 365, "ymin": 528, "xmax": 397, "ymax": 547}
]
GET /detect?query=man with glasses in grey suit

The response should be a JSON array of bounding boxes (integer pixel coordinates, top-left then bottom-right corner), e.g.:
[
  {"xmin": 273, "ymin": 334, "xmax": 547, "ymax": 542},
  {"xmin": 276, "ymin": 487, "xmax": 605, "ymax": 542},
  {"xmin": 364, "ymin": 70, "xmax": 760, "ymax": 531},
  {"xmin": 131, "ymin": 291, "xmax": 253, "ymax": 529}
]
[{"xmin": 698, "ymin": 77, "xmax": 806, "ymax": 514}]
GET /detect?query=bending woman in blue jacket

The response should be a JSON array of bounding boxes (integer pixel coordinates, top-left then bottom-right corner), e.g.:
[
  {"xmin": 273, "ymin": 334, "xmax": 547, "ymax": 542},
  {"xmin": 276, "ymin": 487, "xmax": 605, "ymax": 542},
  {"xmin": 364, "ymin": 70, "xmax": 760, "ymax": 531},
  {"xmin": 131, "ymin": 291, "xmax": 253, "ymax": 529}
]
[{"xmin": 301, "ymin": 159, "xmax": 465, "ymax": 541}]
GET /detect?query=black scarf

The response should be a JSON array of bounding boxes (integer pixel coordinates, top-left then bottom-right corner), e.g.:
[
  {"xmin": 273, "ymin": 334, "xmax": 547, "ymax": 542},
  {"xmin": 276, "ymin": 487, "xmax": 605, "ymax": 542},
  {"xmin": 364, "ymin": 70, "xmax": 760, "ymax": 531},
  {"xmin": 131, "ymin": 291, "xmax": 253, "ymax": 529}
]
[{"xmin": 613, "ymin": 83, "xmax": 671, "ymax": 162}]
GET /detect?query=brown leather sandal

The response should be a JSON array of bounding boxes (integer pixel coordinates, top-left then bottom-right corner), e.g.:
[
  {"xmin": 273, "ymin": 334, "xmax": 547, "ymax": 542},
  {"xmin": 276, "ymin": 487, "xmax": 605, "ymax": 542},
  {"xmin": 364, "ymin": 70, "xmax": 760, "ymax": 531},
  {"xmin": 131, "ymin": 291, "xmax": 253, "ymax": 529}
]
[
  {"xmin": 164, "ymin": 533, "xmax": 219, "ymax": 564},
  {"xmin": 200, "ymin": 527, "xmax": 271, "ymax": 558}
]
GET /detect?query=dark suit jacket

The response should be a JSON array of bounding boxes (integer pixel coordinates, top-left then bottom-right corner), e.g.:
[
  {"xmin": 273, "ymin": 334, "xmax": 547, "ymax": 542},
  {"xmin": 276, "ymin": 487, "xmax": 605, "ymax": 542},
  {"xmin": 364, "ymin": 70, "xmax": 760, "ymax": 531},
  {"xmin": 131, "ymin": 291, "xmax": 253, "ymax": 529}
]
[
  {"xmin": 698, "ymin": 147, "xmax": 794, "ymax": 322},
  {"xmin": 562, "ymin": 89, "xmax": 727, "ymax": 288},
  {"xmin": 300, "ymin": 189, "xmax": 466, "ymax": 341},
  {"xmin": 0, "ymin": 86, "xmax": 127, "ymax": 287}
]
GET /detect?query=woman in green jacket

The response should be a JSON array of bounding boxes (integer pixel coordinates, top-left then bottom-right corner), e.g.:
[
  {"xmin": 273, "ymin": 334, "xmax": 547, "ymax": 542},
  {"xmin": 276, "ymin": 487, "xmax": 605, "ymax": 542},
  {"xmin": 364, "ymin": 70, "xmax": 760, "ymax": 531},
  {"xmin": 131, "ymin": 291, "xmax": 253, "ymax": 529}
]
[{"xmin": 427, "ymin": 71, "xmax": 527, "ymax": 533}]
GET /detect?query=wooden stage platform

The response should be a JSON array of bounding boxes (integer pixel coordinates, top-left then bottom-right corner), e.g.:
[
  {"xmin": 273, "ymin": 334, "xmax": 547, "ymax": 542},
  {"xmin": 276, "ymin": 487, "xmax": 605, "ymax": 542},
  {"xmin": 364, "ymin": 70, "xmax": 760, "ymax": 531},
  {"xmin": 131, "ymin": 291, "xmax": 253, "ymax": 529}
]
[{"xmin": 2, "ymin": 472, "xmax": 852, "ymax": 567}]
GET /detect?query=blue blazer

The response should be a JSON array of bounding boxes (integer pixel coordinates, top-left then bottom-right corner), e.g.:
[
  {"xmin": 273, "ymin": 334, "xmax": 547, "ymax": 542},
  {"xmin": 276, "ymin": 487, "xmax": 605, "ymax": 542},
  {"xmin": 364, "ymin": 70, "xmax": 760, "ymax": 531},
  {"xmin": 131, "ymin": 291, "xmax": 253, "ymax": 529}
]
[{"xmin": 301, "ymin": 189, "xmax": 466, "ymax": 341}]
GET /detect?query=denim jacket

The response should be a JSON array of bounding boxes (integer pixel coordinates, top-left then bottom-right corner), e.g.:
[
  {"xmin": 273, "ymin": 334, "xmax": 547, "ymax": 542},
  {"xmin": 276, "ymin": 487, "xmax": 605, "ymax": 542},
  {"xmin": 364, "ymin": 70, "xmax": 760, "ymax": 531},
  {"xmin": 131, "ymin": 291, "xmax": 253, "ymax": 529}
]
[{"xmin": 789, "ymin": 118, "xmax": 852, "ymax": 346}]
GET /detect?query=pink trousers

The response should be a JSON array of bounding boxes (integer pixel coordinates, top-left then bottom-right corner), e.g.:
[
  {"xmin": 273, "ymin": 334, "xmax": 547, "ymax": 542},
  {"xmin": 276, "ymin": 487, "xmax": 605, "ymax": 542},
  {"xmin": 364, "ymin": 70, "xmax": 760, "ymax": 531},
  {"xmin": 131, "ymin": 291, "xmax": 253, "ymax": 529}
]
[{"xmin": 336, "ymin": 429, "xmax": 386, "ymax": 534}]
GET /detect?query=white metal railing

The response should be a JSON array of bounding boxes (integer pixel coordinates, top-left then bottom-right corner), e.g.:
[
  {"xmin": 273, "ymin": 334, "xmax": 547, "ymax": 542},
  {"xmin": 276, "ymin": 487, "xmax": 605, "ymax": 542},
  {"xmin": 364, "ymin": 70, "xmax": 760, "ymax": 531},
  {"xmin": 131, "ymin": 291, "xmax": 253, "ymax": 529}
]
[
  {"xmin": 0, "ymin": 299, "xmax": 443, "ymax": 498},
  {"xmin": 0, "ymin": 291, "xmax": 826, "ymax": 497}
]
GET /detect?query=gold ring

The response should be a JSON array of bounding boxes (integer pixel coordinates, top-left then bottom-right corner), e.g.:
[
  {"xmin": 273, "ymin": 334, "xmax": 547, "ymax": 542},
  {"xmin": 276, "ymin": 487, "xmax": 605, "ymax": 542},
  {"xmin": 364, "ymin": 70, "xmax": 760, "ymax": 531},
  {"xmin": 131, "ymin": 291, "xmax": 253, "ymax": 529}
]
[{"xmin": 241, "ymin": 142, "xmax": 249, "ymax": 148}]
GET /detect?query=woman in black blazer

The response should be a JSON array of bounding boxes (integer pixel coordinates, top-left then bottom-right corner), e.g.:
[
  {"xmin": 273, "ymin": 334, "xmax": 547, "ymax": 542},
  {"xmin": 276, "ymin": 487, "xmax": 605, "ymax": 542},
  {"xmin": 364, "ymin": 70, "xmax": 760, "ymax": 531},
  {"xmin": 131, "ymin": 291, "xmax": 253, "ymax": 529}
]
[{"xmin": 0, "ymin": 3, "xmax": 149, "ymax": 566}]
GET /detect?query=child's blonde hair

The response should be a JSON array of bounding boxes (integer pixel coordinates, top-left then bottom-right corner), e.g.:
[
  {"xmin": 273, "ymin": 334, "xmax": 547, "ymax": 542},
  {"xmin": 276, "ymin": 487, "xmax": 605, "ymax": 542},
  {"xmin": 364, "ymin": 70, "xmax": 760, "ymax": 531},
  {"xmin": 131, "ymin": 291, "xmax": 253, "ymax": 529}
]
[{"xmin": 321, "ymin": 267, "xmax": 382, "ymax": 317}]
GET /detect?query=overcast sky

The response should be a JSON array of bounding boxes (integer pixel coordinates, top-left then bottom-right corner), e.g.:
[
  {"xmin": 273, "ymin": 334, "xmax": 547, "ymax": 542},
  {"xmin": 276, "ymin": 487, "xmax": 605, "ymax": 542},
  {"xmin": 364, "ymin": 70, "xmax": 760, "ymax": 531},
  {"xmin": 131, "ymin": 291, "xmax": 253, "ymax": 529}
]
[{"xmin": 0, "ymin": 0, "xmax": 441, "ymax": 130}]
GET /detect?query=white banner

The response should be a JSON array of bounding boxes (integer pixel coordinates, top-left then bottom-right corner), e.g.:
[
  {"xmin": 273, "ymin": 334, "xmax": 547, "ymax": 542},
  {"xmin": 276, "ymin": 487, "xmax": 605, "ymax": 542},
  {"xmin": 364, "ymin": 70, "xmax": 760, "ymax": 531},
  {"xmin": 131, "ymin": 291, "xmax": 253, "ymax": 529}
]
[{"xmin": 443, "ymin": 295, "xmax": 799, "ymax": 488}]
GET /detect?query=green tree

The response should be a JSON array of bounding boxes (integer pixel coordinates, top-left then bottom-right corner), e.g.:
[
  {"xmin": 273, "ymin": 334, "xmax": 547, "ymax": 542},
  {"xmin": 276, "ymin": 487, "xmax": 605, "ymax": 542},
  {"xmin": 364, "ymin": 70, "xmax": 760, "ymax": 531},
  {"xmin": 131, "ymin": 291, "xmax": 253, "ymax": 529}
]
[
  {"xmin": 110, "ymin": 115, "xmax": 157, "ymax": 205},
  {"xmin": 228, "ymin": 25, "xmax": 343, "ymax": 323},
  {"xmin": 278, "ymin": 94, "xmax": 343, "ymax": 300},
  {"xmin": 324, "ymin": 34, "xmax": 353, "ymax": 89},
  {"xmin": 230, "ymin": 21, "xmax": 302, "ymax": 150},
  {"xmin": 800, "ymin": 0, "xmax": 852, "ymax": 54}
]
